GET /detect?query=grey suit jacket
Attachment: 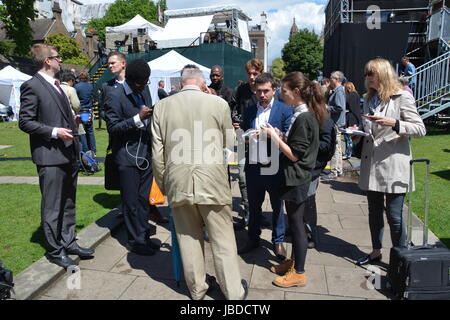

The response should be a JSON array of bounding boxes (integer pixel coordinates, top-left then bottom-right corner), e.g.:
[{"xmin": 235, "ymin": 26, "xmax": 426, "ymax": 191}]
[
  {"xmin": 151, "ymin": 85, "xmax": 235, "ymax": 208},
  {"xmin": 19, "ymin": 73, "xmax": 79, "ymax": 166}
]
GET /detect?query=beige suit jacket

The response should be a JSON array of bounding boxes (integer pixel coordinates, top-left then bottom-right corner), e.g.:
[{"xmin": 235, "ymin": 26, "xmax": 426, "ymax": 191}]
[
  {"xmin": 151, "ymin": 85, "xmax": 235, "ymax": 208},
  {"xmin": 60, "ymin": 82, "xmax": 85, "ymax": 134},
  {"xmin": 359, "ymin": 90, "xmax": 426, "ymax": 193}
]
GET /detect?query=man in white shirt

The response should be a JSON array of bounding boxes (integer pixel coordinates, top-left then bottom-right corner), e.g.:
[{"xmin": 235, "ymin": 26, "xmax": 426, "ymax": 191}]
[
  {"xmin": 237, "ymin": 73, "xmax": 293, "ymax": 260},
  {"xmin": 19, "ymin": 44, "xmax": 94, "ymax": 269}
]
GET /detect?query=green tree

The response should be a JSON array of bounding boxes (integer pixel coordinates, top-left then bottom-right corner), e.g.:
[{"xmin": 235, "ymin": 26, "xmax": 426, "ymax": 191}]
[
  {"xmin": 87, "ymin": 0, "xmax": 164, "ymax": 41},
  {"xmin": 271, "ymin": 58, "xmax": 286, "ymax": 81},
  {"xmin": 45, "ymin": 34, "xmax": 90, "ymax": 66},
  {"xmin": 0, "ymin": 0, "xmax": 37, "ymax": 56},
  {"xmin": 282, "ymin": 29, "xmax": 323, "ymax": 80}
]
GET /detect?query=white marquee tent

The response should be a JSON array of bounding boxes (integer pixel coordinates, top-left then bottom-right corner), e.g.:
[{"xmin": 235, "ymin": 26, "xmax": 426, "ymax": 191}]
[
  {"xmin": 0, "ymin": 66, "xmax": 32, "ymax": 121},
  {"xmin": 148, "ymin": 50, "xmax": 211, "ymax": 104},
  {"xmin": 106, "ymin": 14, "xmax": 164, "ymax": 38}
]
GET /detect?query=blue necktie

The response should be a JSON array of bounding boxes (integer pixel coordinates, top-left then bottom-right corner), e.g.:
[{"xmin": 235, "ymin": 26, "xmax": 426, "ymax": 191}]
[{"xmin": 133, "ymin": 93, "xmax": 148, "ymax": 127}]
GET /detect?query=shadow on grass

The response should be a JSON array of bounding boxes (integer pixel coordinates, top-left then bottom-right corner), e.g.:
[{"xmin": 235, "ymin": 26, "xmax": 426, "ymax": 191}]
[
  {"xmin": 432, "ymin": 169, "xmax": 450, "ymax": 181},
  {"xmin": 443, "ymin": 149, "xmax": 450, "ymax": 153},
  {"xmin": 92, "ymin": 192, "xmax": 121, "ymax": 209}
]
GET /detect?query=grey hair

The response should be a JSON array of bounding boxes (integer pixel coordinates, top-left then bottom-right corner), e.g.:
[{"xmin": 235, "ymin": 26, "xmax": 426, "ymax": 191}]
[
  {"xmin": 181, "ymin": 69, "xmax": 205, "ymax": 84},
  {"xmin": 331, "ymin": 71, "xmax": 345, "ymax": 83},
  {"xmin": 398, "ymin": 76, "xmax": 409, "ymax": 86}
]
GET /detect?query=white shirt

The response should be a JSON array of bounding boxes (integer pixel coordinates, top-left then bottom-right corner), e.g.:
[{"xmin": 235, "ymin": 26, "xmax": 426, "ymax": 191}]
[
  {"xmin": 254, "ymin": 97, "xmax": 274, "ymax": 129},
  {"xmin": 38, "ymin": 72, "xmax": 67, "ymax": 139},
  {"xmin": 122, "ymin": 80, "xmax": 148, "ymax": 128}
]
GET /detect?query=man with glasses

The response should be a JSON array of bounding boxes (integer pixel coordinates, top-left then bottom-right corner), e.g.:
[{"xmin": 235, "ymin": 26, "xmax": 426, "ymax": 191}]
[
  {"xmin": 105, "ymin": 59, "xmax": 161, "ymax": 256},
  {"xmin": 322, "ymin": 71, "xmax": 346, "ymax": 181},
  {"xmin": 19, "ymin": 44, "xmax": 94, "ymax": 269}
]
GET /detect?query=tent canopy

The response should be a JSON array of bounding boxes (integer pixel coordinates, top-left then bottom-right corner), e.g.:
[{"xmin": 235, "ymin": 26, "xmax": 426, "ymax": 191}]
[
  {"xmin": 106, "ymin": 14, "xmax": 164, "ymax": 37},
  {"xmin": 0, "ymin": 66, "xmax": 31, "ymax": 120},
  {"xmin": 148, "ymin": 50, "xmax": 211, "ymax": 104},
  {"xmin": 152, "ymin": 15, "xmax": 214, "ymax": 49}
]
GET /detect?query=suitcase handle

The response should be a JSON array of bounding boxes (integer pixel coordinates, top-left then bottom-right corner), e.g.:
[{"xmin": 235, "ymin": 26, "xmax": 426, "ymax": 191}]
[
  {"xmin": 410, "ymin": 158, "xmax": 430, "ymax": 165},
  {"xmin": 407, "ymin": 158, "xmax": 430, "ymax": 248}
]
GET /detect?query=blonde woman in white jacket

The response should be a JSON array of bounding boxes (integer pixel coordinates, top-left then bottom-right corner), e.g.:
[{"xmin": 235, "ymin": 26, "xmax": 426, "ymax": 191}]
[{"xmin": 355, "ymin": 58, "xmax": 426, "ymax": 266}]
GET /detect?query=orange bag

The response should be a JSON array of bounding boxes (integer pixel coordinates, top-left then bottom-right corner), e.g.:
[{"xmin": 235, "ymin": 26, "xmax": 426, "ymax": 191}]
[{"xmin": 149, "ymin": 178, "xmax": 165, "ymax": 205}]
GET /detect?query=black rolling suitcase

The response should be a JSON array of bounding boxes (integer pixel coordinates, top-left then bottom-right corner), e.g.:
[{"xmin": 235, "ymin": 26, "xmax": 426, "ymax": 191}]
[{"xmin": 387, "ymin": 159, "xmax": 450, "ymax": 300}]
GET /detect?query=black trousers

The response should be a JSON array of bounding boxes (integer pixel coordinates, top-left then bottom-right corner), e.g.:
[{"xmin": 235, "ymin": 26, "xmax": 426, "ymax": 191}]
[
  {"xmin": 118, "ymin": 163, "xmax": 153, "ymax": 247},
  {"xmin": 285, "ymin": 200, "xmax": 308, "ymax": 273},
  {"xmin": 37, "ymin": 163, "xmax": 78, "ymax": 258}
]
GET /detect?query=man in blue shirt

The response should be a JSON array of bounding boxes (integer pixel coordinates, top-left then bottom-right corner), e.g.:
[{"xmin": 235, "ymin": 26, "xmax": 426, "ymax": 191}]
[{"xmin": 402, "ymin": 56, "xmax": 417, "ymax": 93}]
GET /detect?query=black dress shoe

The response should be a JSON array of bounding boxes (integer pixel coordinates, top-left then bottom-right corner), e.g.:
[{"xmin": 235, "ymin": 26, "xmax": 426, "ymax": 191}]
[
  {"xmin": 146, "ymin": 239, "xmax": 161, "ymax": 250},
  {"xmin": 237, "ymin": 240, "xmax": 259, "ymax": 255},
  {"xmin": 130, "ymin": 244, "xmax": 156, "ymax": 256},
  {"xmin": 46, "ymin": 254, "xmax": 77, "ymax": 269},
  {"xmin": 67, "ymin": 247, "xmax": 95, "ymax": 257},
  {"xmin": 355, "ymin": 254, "xmax": 382, "ymax": 266},
  {"xmin": 240, "ymin": 279, "xmax": 249, "ymax": 300},
  {"xmin": 273, "ymin": 243, "xmax": 287, "ymax": 260}
]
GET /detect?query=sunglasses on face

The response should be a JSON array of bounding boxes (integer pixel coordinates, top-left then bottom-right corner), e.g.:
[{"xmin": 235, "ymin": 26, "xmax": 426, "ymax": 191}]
[
  {"xmin": 365, "ymin": 71, "xmax": 375, "ymax": 77},
  {"xmin": 48, "ymin": 56, "xmax": 62, "ymax": 61}
]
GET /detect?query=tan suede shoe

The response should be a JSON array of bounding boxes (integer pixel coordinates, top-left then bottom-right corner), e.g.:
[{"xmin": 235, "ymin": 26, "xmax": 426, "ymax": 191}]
[{"xmin": 272, "ymin": 267, "xmax": 307, "ymax": 288}]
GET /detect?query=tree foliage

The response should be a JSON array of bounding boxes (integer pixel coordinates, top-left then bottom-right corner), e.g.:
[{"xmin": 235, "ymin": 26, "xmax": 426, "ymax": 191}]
[
  {"xmin": 271, "ymin": 58, "xmax": 286, "ymax": 81},
  {"xmin": 282, "ymin": 29, "xmax": 323, "ymax": 80},
  {"xmin": 0, "ymin": 0, "xmax": 37, "ymax": 56},
  {"xmin": 86, "ymin": 0, "xmax": 167, "ymax": 41},
  {"xmin": 45, "ymin": 34, "xmax": 90, "ymax": 66}
]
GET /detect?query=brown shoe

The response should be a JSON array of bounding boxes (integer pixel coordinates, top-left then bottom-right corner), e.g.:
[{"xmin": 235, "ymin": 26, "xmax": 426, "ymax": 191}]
[
  {"xmin": 270, "ymin": 259, "xmax": 293, "ymax": 275},
  {"xmin": 272, "ymin": 267, "xmax": 307, "ymax": 288},
  {"xmin": 273, "ymin": 243, "xmax": 287, "ymax": 260}
]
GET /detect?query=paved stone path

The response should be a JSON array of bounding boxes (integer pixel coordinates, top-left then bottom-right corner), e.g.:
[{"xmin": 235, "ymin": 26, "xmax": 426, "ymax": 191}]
[{"xmin": 34, "ymin": 171, "xmax": 414, "ymax": 301}]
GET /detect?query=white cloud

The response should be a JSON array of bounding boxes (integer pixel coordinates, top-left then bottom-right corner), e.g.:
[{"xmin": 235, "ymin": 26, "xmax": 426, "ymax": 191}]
[{"xmin": 166, "ymin": 1, "xmax": 326, "ymax": 65}]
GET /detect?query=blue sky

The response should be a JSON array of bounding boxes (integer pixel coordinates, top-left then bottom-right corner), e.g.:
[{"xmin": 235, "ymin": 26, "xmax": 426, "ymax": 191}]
[{"xmin": 168, "ymin": 1, "xmax": 327, "ymax": 65}]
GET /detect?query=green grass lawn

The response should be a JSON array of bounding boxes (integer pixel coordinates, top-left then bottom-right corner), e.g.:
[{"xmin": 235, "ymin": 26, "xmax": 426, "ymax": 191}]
[
  {"xmin": 0, "ymin": 120, "xmax": 109, "ymax": 176},
  {"xmin": 410, "ymin": 127, "xmax": 450, "ymax": 248},
  {"xmin": 0, "ymin": 184, "xmax": 121, "ymax": 274}
]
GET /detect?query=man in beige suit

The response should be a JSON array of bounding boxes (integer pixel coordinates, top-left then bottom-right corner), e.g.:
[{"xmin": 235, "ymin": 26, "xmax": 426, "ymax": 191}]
[{"xmin": 151, "ymin": 69, "xmax": 248, "ymax": 300}]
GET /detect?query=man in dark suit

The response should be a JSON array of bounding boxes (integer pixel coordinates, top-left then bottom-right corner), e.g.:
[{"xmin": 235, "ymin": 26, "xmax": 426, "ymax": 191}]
[
  {"xmin": 157, "ymin": 80, "xmax": 168, "ymax": 101},
  {"xmin": 19, "ymin": 44, "xmax": 94, "ymax": 269},
  {"xmin": 104, "ymin": 59, "xmax": 160, "ymax": 256},
  {"xmin": 237, "ymin": 73, "xmax": 293, "ymax": 260},
  {"xmin": 101, "ymin": 52, "xmax": 167, "ymax": 224}
]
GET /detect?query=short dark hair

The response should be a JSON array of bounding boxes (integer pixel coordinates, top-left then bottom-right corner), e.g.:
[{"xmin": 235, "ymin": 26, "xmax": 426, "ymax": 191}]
[
  {"xmin": 126, "ymin": 59, "xmax": 151, "ymax": 81},
  {"xmin": 254, "ymin": 72, "xmax": 277, "ymax": 89},
  {"xmin": 211, "ymin": 65, "xmax": 223, "ymax": 75},
  {"xmin": 59, "ymin": 69, "xmax": 76, "ymax": 83}
]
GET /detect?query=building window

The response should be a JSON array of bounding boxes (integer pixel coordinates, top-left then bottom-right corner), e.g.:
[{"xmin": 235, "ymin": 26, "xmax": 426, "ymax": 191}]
[{"xmin": 251, "ymin": 39, "xmax": 258, "ymax": 49}]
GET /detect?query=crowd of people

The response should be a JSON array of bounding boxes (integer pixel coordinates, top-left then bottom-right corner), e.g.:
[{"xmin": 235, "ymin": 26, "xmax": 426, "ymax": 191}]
[{"xmin": 18, "ymin": 43, "xmax": 425, "ymax": 300}]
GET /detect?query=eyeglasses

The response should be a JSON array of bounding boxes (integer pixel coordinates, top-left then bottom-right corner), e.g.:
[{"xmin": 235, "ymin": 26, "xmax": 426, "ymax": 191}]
[
  {"xmin": 365, "ymin": 71, "xmax": 375, "ymax": 77},
  {"xmin": 132, "ymin": 80, "xmax": 150, "ymax": 88},
  {"xmin": 48, "ymin": 55, "xmax": 62, "ymax": 61}
]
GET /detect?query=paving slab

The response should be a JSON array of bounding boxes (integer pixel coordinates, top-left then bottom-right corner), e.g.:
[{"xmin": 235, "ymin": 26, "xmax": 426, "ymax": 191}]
[
  {"xmin": 325, "ymin": 265, "xmax": 393, "ymax": 300},
  {"xmin": 118, "ymin": 277, "xmax": 190, "ymax": 300},
  {"xmin": 78, "ymin": 243, "xmax": 128, "ymax": 272},
  {"xmin": 42, "ymin": 269, "xmax": 137, "ymax": 300},
  {"xmin": 285, "ymin": 292, "xmax": 362, "ymax": 300}
]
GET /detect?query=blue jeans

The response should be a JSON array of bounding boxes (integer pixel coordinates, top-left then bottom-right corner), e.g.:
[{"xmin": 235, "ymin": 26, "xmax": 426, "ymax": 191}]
[
  {"xmin": 367, "ymin": 191, "xmax": 407, "ymax": 249},
  {"xmin": 245, "ymin": 164, "xmax": 285, "ymax": 244},
  {"xmin": 81, "ymin": 109, "xmax": 97, "ymax": 154},
  {"xmin": 344, "ymin": 133, "xmax": 352, "ymax": 158}
]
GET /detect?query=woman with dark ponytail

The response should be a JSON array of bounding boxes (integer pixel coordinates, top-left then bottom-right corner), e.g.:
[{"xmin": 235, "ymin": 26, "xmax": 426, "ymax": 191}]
[{"xmin": 261, "ymin": 72, "xmax": 326, "ymax": 287}]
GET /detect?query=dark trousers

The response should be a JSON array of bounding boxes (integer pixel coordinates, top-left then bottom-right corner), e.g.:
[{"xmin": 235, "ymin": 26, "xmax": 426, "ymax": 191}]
[
  {"xmin": 367, "ymin": 191, "xmax": 407, "ymax": 249},
  {"xmin": 246, "ymin": 164, "xmax": 285, "ymax": 244},
  {"xmin": 285, "ymin": 200, "xmax": 308, "ymax": 273},
  {"xmin": 118, "ymin": 164, "xmax": 153, "ymax": 247},
  {"xmin": 37, "ymin": 163, "xmax": 78, "ymax": 258}
]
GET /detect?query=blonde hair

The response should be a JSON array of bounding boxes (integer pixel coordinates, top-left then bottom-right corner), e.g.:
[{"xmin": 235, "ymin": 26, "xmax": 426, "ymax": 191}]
[
  {"xmin": 364, "ymin": 58, "xmax": 402, "ymax": 102},
  {"xmin": 344, "ymin": 81, "xmax": 357, "ymax": 93}
]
